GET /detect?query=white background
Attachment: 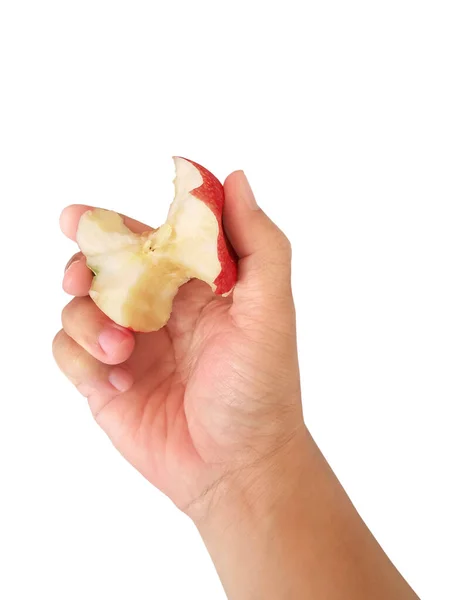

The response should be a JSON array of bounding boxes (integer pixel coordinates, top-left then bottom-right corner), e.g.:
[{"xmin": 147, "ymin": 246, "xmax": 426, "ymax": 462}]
[{"xmin": 1, "ymin": 1, "xmax": 449, "ymax": 598}]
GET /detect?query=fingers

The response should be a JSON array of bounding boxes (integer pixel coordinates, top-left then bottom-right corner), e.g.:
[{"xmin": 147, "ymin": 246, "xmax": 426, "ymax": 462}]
[
  {"xmin": 60, "ymin": 206, "xmax": 153, "ymax": 297},
  {"xmin": 52, "ymin": 329, "xmax": 133, "ymax": 397},
  {"xmin": 60, "ymin": 204, "xmax": 152, "ymax": 242},
  {"xmin": 63, "ymin": 252, "xmax": 93, "ymax": 296},
  {"xmin": 58, "ymin": 205, "xmax": 141, "ymax": 399},
  {"xmin": 62, "ymin": 296, "xmax": 135, "ymax": 365},
  {"xmin": 223, "ymin": 171, "xmax": 293, "ymax": 308}
]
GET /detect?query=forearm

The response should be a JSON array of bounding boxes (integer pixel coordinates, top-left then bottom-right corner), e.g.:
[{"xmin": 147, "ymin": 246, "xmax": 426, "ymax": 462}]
[{"xmin": 194, "ymin": 428, "xmax": 418, "ymax": 600}]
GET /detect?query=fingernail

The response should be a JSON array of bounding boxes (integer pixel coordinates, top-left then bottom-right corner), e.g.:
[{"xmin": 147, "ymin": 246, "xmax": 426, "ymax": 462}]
[
  {"xmin": 98, "ymin": 326, "xmax": 130, "ymax": 356},
  {"xmin": 108, "ymin": 367, "xmax": 133, "ymax": 392},
  {"xmin": 65, "ymin": 257, "xmax": 80, "ymax": 272},
  {"xmin": 240, "ymin": 171, "xmax": 259, "ymax": 210}
]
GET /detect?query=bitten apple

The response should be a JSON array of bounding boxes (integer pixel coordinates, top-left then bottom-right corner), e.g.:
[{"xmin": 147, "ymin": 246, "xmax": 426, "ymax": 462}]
[{"xmin": 76, "ymin": 157, "xmax": 237, "ymax": 332}]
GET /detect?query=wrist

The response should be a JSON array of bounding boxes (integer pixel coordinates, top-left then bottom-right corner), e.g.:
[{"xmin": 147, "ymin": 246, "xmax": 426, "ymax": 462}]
[
  {"xmin": 191, "ymin": 423, "xmax": 314, "ymax": 534},
  {"xmin": 189, "ymin": 426, "xmax": 318, "ymax": 600},
  {"xmin": 192, "ymin": 426, "xmax": 419, "ymax": 600}
]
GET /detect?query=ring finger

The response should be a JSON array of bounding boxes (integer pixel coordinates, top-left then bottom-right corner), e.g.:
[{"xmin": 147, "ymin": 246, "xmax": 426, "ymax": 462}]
[{"xmin": 62, "ymin": 296, "xmax": 135, "ymax": 365}]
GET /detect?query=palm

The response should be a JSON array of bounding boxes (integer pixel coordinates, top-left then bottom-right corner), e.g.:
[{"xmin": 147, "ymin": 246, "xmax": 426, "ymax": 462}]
[{"xmin": 90, "ymin": 279, "xmax": 263, "ymax": 508}]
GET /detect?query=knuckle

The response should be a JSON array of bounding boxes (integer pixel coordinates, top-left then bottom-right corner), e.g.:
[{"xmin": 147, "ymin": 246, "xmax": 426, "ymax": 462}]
[
  {"xmin": 275, "ymin": 230, "xmax": 292, "ymax": 258},
  {"xmin": 52, "ymin": 329, "xmax": 86, "ymax": 384},
  {"xmin": 52, "ymin": 328, "xmax": 66, "ymax": 358},
  {"xmin": 61, "ymin": 296, "xmax": 86, "ymax": 330},
  {"xmin": 64, "ymin": 251, "xmax": 83, "ymax": 272},
  {"xmin": 61, "ymin": 297, "xmax": 75, "ymax": 327},
  {"xmin": 264, "ymin": 226, "xmax": 291, "ymax": 260},
  {"xmin": 263, "ymin": 230, "xmax": 292, "ymax": 269}
]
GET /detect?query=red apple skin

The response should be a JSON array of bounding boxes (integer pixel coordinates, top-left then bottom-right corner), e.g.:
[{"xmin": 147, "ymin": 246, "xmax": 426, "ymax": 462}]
[{"xmin": 175, "ymin": 157, "xmax": 238, "ymax": 295}]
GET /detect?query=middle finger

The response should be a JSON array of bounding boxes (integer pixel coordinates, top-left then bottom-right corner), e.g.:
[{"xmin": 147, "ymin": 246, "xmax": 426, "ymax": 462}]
[{"xmin": 63, "ymin": 252, "xmax": 93, "ymax": 297}]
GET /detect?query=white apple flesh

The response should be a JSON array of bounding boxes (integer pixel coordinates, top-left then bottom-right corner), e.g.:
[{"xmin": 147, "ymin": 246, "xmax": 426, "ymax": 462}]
[{"xmin": 76, "ymin": 157, "xmax": 237, "ymax": 332}]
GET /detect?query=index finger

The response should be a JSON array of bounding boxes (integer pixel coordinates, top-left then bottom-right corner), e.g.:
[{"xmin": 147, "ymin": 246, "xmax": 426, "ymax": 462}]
[{"xmin": 59, "ymin": 204, "xmax": 153, "ymax": 242}]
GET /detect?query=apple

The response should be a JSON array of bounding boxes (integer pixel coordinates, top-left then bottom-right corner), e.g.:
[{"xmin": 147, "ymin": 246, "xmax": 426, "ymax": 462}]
[{"xmin": 76, "ymin": 157, "xmax": 238, "ymax": 332}]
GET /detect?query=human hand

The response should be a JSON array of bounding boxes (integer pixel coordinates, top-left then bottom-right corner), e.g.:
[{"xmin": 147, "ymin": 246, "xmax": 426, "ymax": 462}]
[
  {"xmin": 53, "ymin": 170, "xmax": 303, "ymax": 516},
  {"xmin": 53, "ymin": 171, "xmax": 420, "ymax": 600}
]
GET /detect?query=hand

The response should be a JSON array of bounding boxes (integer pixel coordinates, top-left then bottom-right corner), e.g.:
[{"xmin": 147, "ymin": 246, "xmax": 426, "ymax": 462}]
[
  {"xmin": 53, "ymin": 171, "xmax": 303, "ymax": 515},
  {"xmin": 54, "ymin": 171, "xmax": 419, "ymax": 599}
]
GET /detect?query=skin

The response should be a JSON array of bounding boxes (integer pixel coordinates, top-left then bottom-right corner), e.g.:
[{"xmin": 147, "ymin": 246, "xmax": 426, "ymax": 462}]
[{"xmin": 53, "ymin": 171, "xmax": 419, "ymax": 599}]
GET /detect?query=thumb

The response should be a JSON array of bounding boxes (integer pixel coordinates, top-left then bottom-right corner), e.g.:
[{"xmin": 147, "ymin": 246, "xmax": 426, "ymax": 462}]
[{"xmin": 223, "ymin": 170, "xmax": 293, "ymax": 315}]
